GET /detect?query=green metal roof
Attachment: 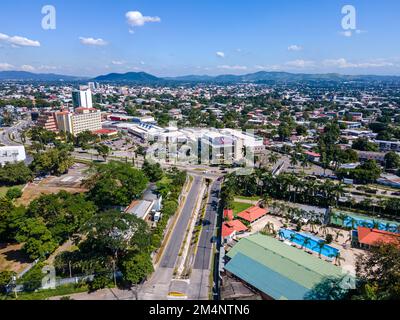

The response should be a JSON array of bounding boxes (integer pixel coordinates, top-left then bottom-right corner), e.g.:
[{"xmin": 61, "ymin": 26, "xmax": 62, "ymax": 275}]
[
  {"xmin": 226, "ymin": 234, "xmax": 344, "ymax": 293},
  {"xmin": 225, "ymin": 253, "xmax": 311, "ymax": 300}
]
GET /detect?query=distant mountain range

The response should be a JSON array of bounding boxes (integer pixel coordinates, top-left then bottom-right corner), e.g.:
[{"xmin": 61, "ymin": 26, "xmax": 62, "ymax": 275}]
[
  {"xmin": 93, "ymin": 72, "xmax": 160, "ymax": 83},
  {"xmin": 0, "ymin": 71, "xmax": 85, "ymax": 81},
  {"xmin": 93, "ymin": 71, "xmax": 400, "ymax": 84},
  {"xmin": 1, "ymin": 70, "xmax": 400, "ymax": 84}
]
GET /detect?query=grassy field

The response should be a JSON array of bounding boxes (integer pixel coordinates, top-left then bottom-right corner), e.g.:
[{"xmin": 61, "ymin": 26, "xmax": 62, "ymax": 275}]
[
  {"xmin": 232, "ymin": 202, "xmax": 253, "ymax": 216},
  {"xmin": 0, "ymin": 185, "xmax": 24, "ymax": 198},
  {"xmin": 234, "ymin": 195, "xmax": 260, "ymax": 201}
]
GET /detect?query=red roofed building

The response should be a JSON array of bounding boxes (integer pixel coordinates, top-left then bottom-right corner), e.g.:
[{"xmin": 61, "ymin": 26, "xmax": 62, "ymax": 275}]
[
  {"xmin": 224, "ymin": 209, "xmax": 234, "ymax": 221},
  {"xmin": 237, "ymin": 206, "xmax": 268, "ymax": 224},
  {"xmin": 222, "ymin": 220, "xmax": 248, "ymax": 243},
  {"xmin": 354, "ymin": 227, "xmax": 400, "ymax": 249},
  {"xmin": 304, "ymin": 151, "xmax": 321, "ymax": 162},
  {"xmin": 93, "ymin": 129, "xmax": 119, "ymax": 137}
]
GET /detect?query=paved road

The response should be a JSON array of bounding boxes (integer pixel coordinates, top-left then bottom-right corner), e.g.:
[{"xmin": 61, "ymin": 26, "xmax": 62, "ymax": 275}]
[
  {"xmin": 160, "ymin": 175, "xmax": 202, "ymax": 268},
  {"xmin": 193, "ymin": 180, "xmax": 221, "ymax": 270},
  {"xmin": 0, "ymin": 120, "xmax": 30, "ymax": 146},
  {"xmin": 138, "ymin": 175, "xmax": 203, "ymax": 300},
  {"xmin": 188, "ymin": 180, "xmax": 222, "ymax": 300}
]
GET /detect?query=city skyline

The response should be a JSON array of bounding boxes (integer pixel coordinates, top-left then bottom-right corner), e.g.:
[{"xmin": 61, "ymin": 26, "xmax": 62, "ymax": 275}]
[{"xmin": 1, "ymin": 0, "xmax": 400, "ymax": 77}]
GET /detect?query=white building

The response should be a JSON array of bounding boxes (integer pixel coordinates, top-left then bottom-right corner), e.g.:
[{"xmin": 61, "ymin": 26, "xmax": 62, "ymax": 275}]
[
  {"xmin": 72, "ymin": 88, "xmax": 93, "ymax": 108},
  {"xmin": 56, "ymin": 108, "xmax": 102, "ymax": 136},
  {"xmin": 0, "ymin": 146, "xmax": 26, "ymax": 166}
]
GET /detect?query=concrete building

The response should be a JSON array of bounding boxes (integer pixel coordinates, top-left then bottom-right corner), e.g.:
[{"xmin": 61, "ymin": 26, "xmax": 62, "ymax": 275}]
[
  {"xmin": 0, "ymin": 146, "xmax": 26, "ymax": 166},
  {"xmin": 37, "ymin": 112, "xmax": 58, "ymax": 132},
  {"xmin": 56, "ymin": 108, "xmax": 102, "ymax": 136},
  {"xmin": 72, "ymin": 88, "xmax": 93, "ymax": 108},
  {"xmin": 374, "ymin": 140, "xmax": 400, "ymax": 152}
]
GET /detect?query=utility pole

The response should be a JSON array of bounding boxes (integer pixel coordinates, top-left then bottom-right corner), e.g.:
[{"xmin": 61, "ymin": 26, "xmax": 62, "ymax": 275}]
[
  {"xmin": 69, "ymin": 261, "xmax": 72, "ymax": 278},
  {"xmin": 12, "ymin": 276, "xmax": 18, "ymax": 299},
  {"xmin": 112, "ymin": 260, "xmax": 117, "ymax": 288}
]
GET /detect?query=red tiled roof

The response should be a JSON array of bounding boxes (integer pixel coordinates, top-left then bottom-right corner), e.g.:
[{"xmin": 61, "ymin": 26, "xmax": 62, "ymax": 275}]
[
  {"xmin": 222, "ymin": 220, "xmax": 248, "ymax": 238},
  {"xmin": 93, "ymin": 129, "xmax": 118, "ymax": 135},
  {"xmin": 237, "ymin": 206, "xmax": 268, "ymax": 223},
  {"xmin": 305, "ymin": 151, "xmax": 321, "ymax": 157},
  {"xmin": 224, "ymin": 209, "xmax": 234, "ymax": 221},
  {"xmin": 358, "ymin": 227, "xmax": 400, "ymax": 247}
]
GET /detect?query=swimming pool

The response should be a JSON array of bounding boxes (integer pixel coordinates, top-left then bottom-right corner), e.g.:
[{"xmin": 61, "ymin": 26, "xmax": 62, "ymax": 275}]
[
  {"xmin": 332, "ymin": 212, "xmax": 400, "ymax": 233},
  {"xmin": 279, "ymin": 229, "xmax": 339, "ymax": 259}
]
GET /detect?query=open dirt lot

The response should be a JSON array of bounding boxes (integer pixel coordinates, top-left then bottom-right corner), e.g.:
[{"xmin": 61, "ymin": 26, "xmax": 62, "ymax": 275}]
[
  {"xmin": 0, "ymin": 243, "xmax": 32, "ymax": 273},
  {"xmin": 16, "ymin": 163, "xmax": 90, "ymax": 206}
]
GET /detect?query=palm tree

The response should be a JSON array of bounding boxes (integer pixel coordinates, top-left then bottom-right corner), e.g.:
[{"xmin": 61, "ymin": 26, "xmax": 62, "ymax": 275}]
[
  {"xmin": 332, "ymin": 251, "xmax": 345, "ymax": 266},
  {"xmin": 300, "ymin": 155, "xmax": 309, "ymax": 173},
  {"xmin": 301, "ymin": 237, "xmax": 312, "ymax": 250},
  {"xmin": 334, "ymin": 229, "xmax": 343, "ymax": 242},
  {"xmin": 317, "ymin": 241, "xmax": 327, "ymax": 258},
  {"xmin": 290, "ymin": 156, "xmax": 298, "ymax": 172},
  {"xmin": 289, "ymin": 233, "xmax": 297, "ymax": 243},
  {"xmin": 372, "ymin": 220, "xmax": 380, "ymax": 230},
  {"xmin": 268, "ymin": 152, "xmax": 280, "ymax": 168},
  {"xmin": 278, "ymin": 230, "xmax": 286, "ymax": 240},
  {"xmin": 338, "ymin": 213, "xmax": 348, "ymax": 227},
  {"xmin": 349, "ymin": 217, "xmax": 357, "ymax": 230}
]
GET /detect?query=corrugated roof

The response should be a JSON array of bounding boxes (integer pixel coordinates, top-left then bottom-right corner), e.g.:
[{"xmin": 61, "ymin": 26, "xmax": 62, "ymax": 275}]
[
  {"xmin": 226, "ymin": 234, "xmax": 344, "ymax": 292},
  {"xmin": 225, "ymin": 253, "xmax": 310, "ymax": 300}
]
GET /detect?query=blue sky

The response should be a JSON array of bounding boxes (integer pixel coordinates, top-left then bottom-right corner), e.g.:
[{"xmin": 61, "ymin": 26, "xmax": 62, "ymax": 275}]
[{"xmin": 0, "ymin": 0, "xmax": 400, "ymax": 76}]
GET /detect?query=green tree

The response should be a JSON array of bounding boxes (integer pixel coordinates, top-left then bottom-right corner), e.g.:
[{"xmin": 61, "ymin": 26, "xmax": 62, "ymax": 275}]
[
  {"xmin": 121, "ymin": 252, "xmax": 154, "ymax": 285},
  {"xmin": 0, "ymin": 162, "xmax": 33, "ymax": 186},
  {"xmin": 352, "ymin": 138, "xmax": 379, "ymax": 152},
  {"xmin": 95, "ymin": 144, "xmax": 111, "ymax": 162},
  {"xmin": 30, "ymin": 148, "xmax": 74, "ymax": 176},
  {"xmin": 0, "ymin": 271, "xmax": 16, "ymax": 294},
  {"xmin": 85, "ymin": 161, "xmax": 148, "ymax": 208},
  {"xmin": 142, "ymin": 160, "xmax": 164, "ymax": 182},
  {"xmin": 16, "ymin": 218, "xmax": 58, "ymax": 260},
  {"xmin": 384, "ymin": 151, "xmax": 400, "ymax": 170},
  {"xmin": 354, "ymin": 242, "xmax": 400, "ymax": 300},
  {"xmin": 6, "ymin": 187, "xmax": 23, "ymax": 200}
]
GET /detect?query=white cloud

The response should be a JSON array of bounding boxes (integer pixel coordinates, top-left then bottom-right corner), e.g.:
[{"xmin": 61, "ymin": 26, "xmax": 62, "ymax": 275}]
[
  {"xmin": 79, "ymin": 37, "xmax": 108, "ymax": 46},
  {"xmin": 0, "ymin": 32, "xmax": 40, "ymax": 47},
  {"xmin": 218, "ymin": 65, "xmax": 248, "ymax": 71},
  {"xmin": 288, "ymin": 45, "xmax": 303, "ymax": 51},
  {"xmin": 255, "ymin": 65, "xmax": 281, "ymax": 71},
  {"xmin": 216, "ymin": 51, "xmax": 225, "ymax": 58},
  {"xmin": 111, "ymin": 60, "xmax": 125, "ymax": 65},
  {"xmin": 126, "ymin": 11, "xmax": 161, "ymax": 27},
  {"xmin": 285, "ymin": 60, "xmax": 315, "ymax": 68},
  {"xmin": 0, "ymin": 63, "xmax": 14, "ymax": 70},
  {"xmin": 323, "ymin": 58, "xmax": 394, "ymax": 69},
  {"xmin": 20, "ymin": 65, "xmax": 35, "ymax": 72},
  {"xmin": 37, "ymin": 65, "xmax": 57, "ymax": 71}
]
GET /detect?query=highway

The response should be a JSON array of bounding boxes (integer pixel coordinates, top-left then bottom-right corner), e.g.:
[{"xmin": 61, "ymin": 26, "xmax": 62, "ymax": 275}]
[
  {"xmin": 160, "ymin": 175, "xmax": 203, "ymax": 268},
  {"xmin": 0, "ymin": 120, "xmax": 30, "ymax": 146},
  {"xmin": 138, "ymin": 175, "xmax": 204, "ymax": 300},
  {"xmin": 188, "ymin": 179, "xmax": 222, "ymax": 300}
]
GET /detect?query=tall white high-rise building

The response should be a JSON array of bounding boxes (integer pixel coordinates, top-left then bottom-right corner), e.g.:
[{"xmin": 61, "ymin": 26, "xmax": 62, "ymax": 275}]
[{"xmin": 72, "ymin": 88, "xmax": 93, "ymax": 108}]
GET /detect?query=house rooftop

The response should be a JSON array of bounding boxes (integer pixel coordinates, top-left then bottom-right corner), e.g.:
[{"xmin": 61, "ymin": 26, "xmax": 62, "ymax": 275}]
[
  {"xmin": 237, "ymin": 206, "xmax": 268, "ymax": 223},
  {"xmin": 222, "ymin": 220, "xmax": 248, "ymax": 238},
  {"xmin": 358, "ymin": 227, "xmax": 400, "ymax": 247}
]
